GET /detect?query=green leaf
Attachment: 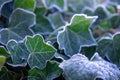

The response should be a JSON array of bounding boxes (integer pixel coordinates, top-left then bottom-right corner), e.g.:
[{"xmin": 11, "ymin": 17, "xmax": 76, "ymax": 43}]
[
  {"xmin": 99, "ymin": 14, "xmax": 120, "ymax": 30},
  {"xmin": 43, "ymin": 0, "xmax": 66, "ymax": 11},
  {"xmin": 0, "ymin": 8, "xmax": 35, "ymax": 44},
  {"xmin": 0, "ymin": 56, "xmax": 6, "ymax": 69},
  {"xmin": 80, "ymin": 46, "xmax": 96, "ymax": 59},
  {"xmin": 59, "ymin": 53, "xmax": 120, "ymax": 80},
  {"xmin": 67, "ymin": 0, "xmax": 93, "ymax": 12},
  {"xmin": 0, "ymin": 46, "xmax": 10, "ymax": 57},
  {"xmin": 0, "ymin": 67, "xmax": 15, "ymax": 80},
  {"xmin": 28, "ymin": 61, "xmax": 62, "ymax": 80},
  {"xmin": 110, "ymin": 14, "xmax": 120, "ymax": 29},
  {"xmin": 99, "ymin": 19, "xmax": 111, "ymax": 30},
  {"xmin": 94, "ymin": 6, "xmax": 108, "ymax": 21},
  {"xmin": 31, "ymin": 8, "xmax": 54, "ymax": 35},
  {"xmin": 25, "ymin": 34, "xmax": 56, "ymax": 68},
  {"xmin": 6, "ymin": 40, "xmax": 29, "ymax": 67},
  {"xmin": 97, "ymin": 33, "xmax": 120, "ymax": 66},
  {"xmin": 82, "ymin": 7, "xmax": 94, "ymax": 16},
  {"xmin": 14, "ymin": 0, "xmax": 35, "ymax": 11},
  {"xmin": 57, "ymin": 14, "xmax": 97, "ymax": 57},
  {"xmin": 47, "ymin": 12, "xmax": 65, "ymax": 29}
]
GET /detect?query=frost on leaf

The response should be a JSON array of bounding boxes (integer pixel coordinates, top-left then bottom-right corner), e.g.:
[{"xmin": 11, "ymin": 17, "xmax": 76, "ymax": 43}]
[
  {"xmin": 59, "ymin": 53, "xmax": 120, "ymax": 80},
  {"xmin": 57, "ymin": 14, "xmax": 97, "ymax": 57},
  {"xmin": 25, "ymin": 34, "xmax": 56, "ymax": 68}
]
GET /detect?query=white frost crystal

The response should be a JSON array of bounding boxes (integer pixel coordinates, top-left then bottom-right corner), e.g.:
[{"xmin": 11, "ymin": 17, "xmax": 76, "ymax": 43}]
[{"xmin": 59, "ymin": 53, "xmax": 120, "ymax": 80}]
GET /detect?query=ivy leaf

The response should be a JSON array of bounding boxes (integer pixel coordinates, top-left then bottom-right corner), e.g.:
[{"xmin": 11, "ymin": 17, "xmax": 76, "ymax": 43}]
[
  {"xmin": 59, "ymin": 53, "xmax": 120, "ymax": 80},
  {"xmin": 14, "ymin": 0, "xmax": 35, "ymax": 11},
  {"xmin": 47, "ymin": 12, "xmax": 65, "ymax": 29},
  {"xmin": 0, "ymin": 46, "xmax": 10, "ymax": 58},
  {"xmin": 0, "ymin": 67, "xmax": 15, "ymax": 80},
  {"xmin": 28, "ymin": 61, "xmax": 62, "ymax": 80},
  {"xmin": 82, "ymin": 7, "xmax": 94, "ymax": 16},
  {"xmin": 7, "ymin": 40, "xmax": 29, "ymax": 67},
  {"xmin": 31, "ymin": 8, "xmax": 54, "ymax": 35},
  {"xmin": 0, "ymin": 56, "xmax": 6, "ymax": 69},
  {"xmin": 110, "ymin": 14, "xmax": 120, "ymax": 29},
  {"xmin": 99, "ymin": 14, "xmax": 120, "ymax": 30},
  {"xmin": 67, "ymin": 0, "xmax": 93, "ymax": 12},
  {"xmin": 80, "ymin": 46, "xmax": 96, "ymax": 59},
  {"xmin": 97, "ymin": 33, "xmax": 120, "ymax": 66},
  {"xmin": 0, "ymin": 8, "xmax": 35, "ymax": 45},
  {"xmin": 25, "ymin": 34, "xmax": 56, "ymax": 68},
  {"xmin": 94, "ymin": 6, "xmax": 108, "ymax": 22},
  {"xmin": 57, "ymin": 14, "xmax": 97, "ymax": 57},
  {"xmin": 0, "ymin": 0, "xmax": 12, "ymax": 13},
  {"xmin": 1, "ymin": 0, "xmax": 13, "ymax": 19},
  {"xmin": 43, "ymin": 0, "xmax": 66, "ymax": 12}
]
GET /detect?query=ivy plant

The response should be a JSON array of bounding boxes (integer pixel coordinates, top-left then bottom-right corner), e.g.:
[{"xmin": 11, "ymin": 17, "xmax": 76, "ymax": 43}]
[{"xmin": 0, "ymin": 0, "xmax": 120, "ymax": 80}]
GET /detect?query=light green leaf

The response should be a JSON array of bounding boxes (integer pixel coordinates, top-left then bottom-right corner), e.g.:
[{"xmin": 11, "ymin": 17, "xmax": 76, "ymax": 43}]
[
  {"xmin": 43, "ymin": 0, "xmax": 67, "ymax": 11},
  {"xmin": 14, "ymin": 0, "xmax": 35, "ymax": 11},
  {"xmin": 25, "ymin": 34, "xmax": 56, "ymax": 68},
  {"xmin": 28, "ymin": 61, "xmax": 62, "ymax": 80},
  {"xmin": 31, "ymin": 8, "xmax": 54, "ymax": 35},
  {"xmin": 7, "ymin": 40, "xmax": 29, "ymax": 67},
  {"xmin": 0, "ymin": 56, "xmax": 6, "ymax": 69},
  {"xmin": 97, "ymin": 33, "xmax": 120, "ymax": 66},
  {"xmin": 59, "ymin": 53, "xmax": 120, "ymax": 80},
  {"xmin": 0, "ymin": 8, "xmax": 35, "ymax": 44},
  {"xmin": 57, "ymin": 14, "xmax": 97, "ymax": 57}
]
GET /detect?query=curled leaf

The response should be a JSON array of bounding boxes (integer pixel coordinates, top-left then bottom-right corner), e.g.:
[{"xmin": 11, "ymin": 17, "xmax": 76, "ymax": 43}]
[{"xmin": 59, "ymin": 53, "xmax": 120, "ymax": 80}]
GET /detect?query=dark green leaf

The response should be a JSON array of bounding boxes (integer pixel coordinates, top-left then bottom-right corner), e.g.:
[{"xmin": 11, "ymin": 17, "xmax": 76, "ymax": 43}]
[
  {"xmin": 1, "ymin": 0, "xmax": 13, "ymax": 19},
  {"xmin": 80, "ymin": 46, "xmax": 96, "ymax": 59},
  {"xmin": 0, "ymin": 8, "xmax": 35, "ymax": 44},
  {"xmin": 0, "ymin": 46, "xmax": 10, "ymax": 57},
  {"xmin": 7, "ymin": 40, "xmax": 29, "ymax": 67},
  {"xmin": 0, "ymin": 0, "xmax": 12, "ymax": 12},
  {"xmin": 0, "ymin": 67, "xmax": 15, "ymax": 80},
  {"xmin": 94, "ymin": 6, "xmax": 108, "ymax": 21},
  {"xmin": 97, "ymin": 33, "xmax": 120, "ymax": 66},
  {"xmin": 28, "ymin": 61, "xmax": 62, "ymax": 80},
  {"xmin": 60, "ymin": 53, "xmax": 120, "ymax": 80},
  {"xmin": 57, "ymin": 14, "xmax": 97, "ymax": 57},
  {"xmin": 31, "ymin": 8, "xmax": 54, "ymax": 35},
  {"xmin": 25, "ymin": 34, "xmax": 56, "ymax": 68},
  {"xmin": 110, "ymin": 14, "xmax": 120, "ymax": 29}
]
